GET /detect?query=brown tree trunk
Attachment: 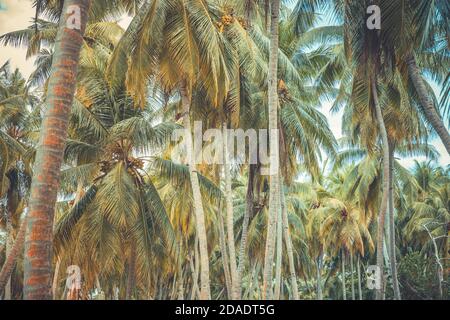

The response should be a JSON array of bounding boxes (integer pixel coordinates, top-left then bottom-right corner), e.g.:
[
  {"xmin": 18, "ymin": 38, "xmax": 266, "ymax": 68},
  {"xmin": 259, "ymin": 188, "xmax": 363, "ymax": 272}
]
[
  {"xmin": 406, "ymin": 54, "xmax": 450, "ymax": 155},
  {"xmin": 23, "ymin": 0, "xmax": 91, "ymax": 300},
  {"xmin": 262, "ymin": 0, "xmax": 281, "ymax": 300},
  {"xmin": 180, "ymin": 80, "xmax": 211, "ymax": 299},
  {"xmin": 372, "ymin": 78, "xmax": 389, "ymax": 300}
]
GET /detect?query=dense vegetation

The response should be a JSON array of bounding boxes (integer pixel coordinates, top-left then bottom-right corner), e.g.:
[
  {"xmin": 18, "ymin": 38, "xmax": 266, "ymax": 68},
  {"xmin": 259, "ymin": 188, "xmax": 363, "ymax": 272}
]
[{"xmin": 0, "ymin": 0, "xmax": 448, "ymax": 300}]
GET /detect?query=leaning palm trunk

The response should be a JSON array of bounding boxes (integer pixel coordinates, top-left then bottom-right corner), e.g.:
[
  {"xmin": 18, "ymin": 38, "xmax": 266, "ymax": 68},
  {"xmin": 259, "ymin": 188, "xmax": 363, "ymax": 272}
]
[
  {"xmin": 406, "ymin": 54, "xmax": 450, "ymax": 155},
  {"xmin": 262, "ymin": 0, "xmax": 281, "ymax": 300},
  {"xmin": 0, "ymin": 212, "xmax": 27, "ymax": 296},
  {"xmin": 23, "ymin": 0, "xmax": 91, "ymax": 300},
  {"xmin": 280, "ymin": 184, "xmax": 299, "ymax": 300},
  {"xmin": 423, "ymin": 223, "xmax": 444, "ymax": 299},
  {"xmin": 234, "ymin": 164, "xmax": 257, "ymax": 299},
  {"xmin": 372, "ymin": 79, "xmax": 390, "ymax": 300},
  {"xmin": 388, "ymin": 145, "xmax": 401, "ymax": 300},
  {"xmin": 180, "ymin": 80, "xmax": 211, "ymax": 300},
  {"xmin": 223, "ymin": 122, "xmax": 238, "ymax": 299}
]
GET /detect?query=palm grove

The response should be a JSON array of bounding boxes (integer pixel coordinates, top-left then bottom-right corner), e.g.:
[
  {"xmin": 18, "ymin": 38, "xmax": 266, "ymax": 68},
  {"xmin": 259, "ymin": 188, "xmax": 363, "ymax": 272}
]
[{"xmin": 0, "ymin": 0, "xmax": 449, "ymax": 300}]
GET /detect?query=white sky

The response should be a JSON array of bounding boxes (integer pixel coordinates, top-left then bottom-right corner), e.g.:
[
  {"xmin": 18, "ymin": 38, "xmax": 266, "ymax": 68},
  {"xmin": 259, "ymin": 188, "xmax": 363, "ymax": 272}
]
[{"xmin": 0, "ymin": 0, "xmax": 448, "ymax": 168}]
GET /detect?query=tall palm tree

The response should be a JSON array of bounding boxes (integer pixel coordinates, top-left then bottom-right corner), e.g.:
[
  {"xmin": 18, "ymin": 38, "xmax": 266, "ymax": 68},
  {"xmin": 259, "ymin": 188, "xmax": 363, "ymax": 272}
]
[
  {"xmin": 23, "ymin": 0, "xmax": 91, "ymax": 299},
  {"xmin": 262, "ymin": 0, "xmax": 281, "ymax": 300}
]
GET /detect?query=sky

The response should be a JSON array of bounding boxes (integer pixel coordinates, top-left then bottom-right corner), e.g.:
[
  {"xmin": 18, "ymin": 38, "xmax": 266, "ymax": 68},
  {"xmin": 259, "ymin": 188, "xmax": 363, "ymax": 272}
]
[{"xmin": 0, "ymin": 0, "xmax": 448, "ymax": 168}]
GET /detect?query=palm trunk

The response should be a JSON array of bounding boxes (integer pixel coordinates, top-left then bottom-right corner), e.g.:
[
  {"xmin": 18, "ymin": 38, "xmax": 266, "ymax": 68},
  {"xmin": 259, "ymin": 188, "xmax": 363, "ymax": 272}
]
[
  {"xmin": 23, "ymin": 0, "xmax": 91, "ymax": 300},
  {"xmin": 0, "ymin": 212, "xmax": 27, "ymax": 296},
  {"xmin": 357, "ymin": 255, "xmax": 362, "ymax": 300},
  {"xmin": 350, "ymin": 252, "xmax": 355, "ymax": 300},
  {"xmin": 423, "ymin": 223, "xmax": 444, "ymax": 299},
  {"xmin": 372, "ymin": 79, "xmax": 389, "ymax": 300},
  {"xmin": 3, "ymin": 207, "xmax": 13, "ymax": 300},
  {"xmin": 218, "ymin": 206, "xmax": 232, "ymax": 299},
  {"xmin": 388, "ymin": 144, "xmax": 401, "ymax": 300},
  {"xmin": 223, "ymin": 122, "xmax": 238, "ymax": 299},
  {"xmin": 262, "ymin": 0, "xmax": 281, "ymax": 300},
  {"xmin": 51, "ymin": 258, "xmax": 61, "ymax": 300},
  {"xmin": 234, "ymin": 164, "xmax": 257, "ymax": 299},
  {"xmin": 176, "ymin": 241, "xmax": 185, "ymax": 300},
  {"xmin": 274, "ymin": 195, "xmax": 283, "ymax": 300},
  {"xmin": 316, "ymin": 252, "xmax": 323, "ymax": 300},
  {"xmin": 189, "ymin": 248, "xmax": 200, "ymax": 300},
  {"xmin": 281, "ymin": 184, "xmax": 299, "ymax": 300},
  {"xmin": 406, "ymin": 54, "xmax": 450, "ymax": 155},
  {"xmin": 341, "ymin": 249, "xmax": 346, "ymax": 300},
  {"xmin": 126, "ymin": 243, "xmax": 136, "ymax": 300},
  {"xmin": 180, "ymin": 80, "xmax": 211, "ymax": 300}
]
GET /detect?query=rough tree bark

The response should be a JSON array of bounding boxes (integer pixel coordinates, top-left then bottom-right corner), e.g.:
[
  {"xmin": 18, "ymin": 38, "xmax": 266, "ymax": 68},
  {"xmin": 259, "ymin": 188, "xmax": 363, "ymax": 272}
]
[{"xmin": 23, "ymin": 0, "xmax": 91, "ymax": 300}]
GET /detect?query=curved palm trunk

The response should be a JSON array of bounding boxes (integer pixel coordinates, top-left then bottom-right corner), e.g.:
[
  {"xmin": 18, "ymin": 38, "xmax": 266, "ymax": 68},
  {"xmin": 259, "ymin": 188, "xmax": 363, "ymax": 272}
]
[
  {"xmin": 262, "ymin": 0, "xmax": 281, "ymax": 300},
  {"xmin": 23, "ymin": 0, "xmax": 91, "ymax": 300},
  {"xmin": 423, "ymin": 223, "xmax": 444, "ymax": 299},
  {"xmin": 180, "ymin": 81, "xmax": 211, "ymax": 300},
  {"xmin": 406, "ymin": 54, "xmax": 450, "ymax": 155},
  {"xmin": 281, "ymin": 184, "xmax": 299, "ymax": 300},
  {"xmin": 388, "ymin": 145, "xmax": 401, "ymax": 300},
  {"xmin": 372, "ymin": 79, "xmax": 390, "ymax": 300},
  {"xmin": 234, "ymin": 164, "xmax": 257, "ymax": 299},
  {"xmin": 0, "ymin": 213, "xmax": 27, "ymax": 296},
  {"xmin": 223, "ymin": 122, "xmax": 238, "ymax": 299}
]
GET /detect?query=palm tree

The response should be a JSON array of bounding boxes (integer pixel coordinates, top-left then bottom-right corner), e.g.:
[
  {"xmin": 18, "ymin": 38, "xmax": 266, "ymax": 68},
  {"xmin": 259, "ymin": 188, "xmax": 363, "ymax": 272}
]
[
  {"xmin": 403, "ymin": 161, "xmax": 449, "ymax": 299},
  {"xmin": 22, "ymin": 0, "xmax": 91, "ymax": 300},
  {"xmin": 0, "ymin": 62, "xmax": 38, "ymax": 299},
  {"xmin": 262, "ymin": 0, "xmax": 281, "ymax": 300}
]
